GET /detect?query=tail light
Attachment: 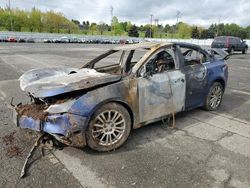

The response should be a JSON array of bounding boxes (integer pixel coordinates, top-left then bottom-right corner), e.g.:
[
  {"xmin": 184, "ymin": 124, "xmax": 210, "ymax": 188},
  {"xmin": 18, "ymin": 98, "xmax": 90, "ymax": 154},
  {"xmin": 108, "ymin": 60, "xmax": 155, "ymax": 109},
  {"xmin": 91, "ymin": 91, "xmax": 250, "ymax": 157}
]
[
  {"xmin": 226, "ymin": 37, "xmax": 229, "ymax": 48},
  {"xmin": 222, "ymin": 63, "xmax": 228, "ymax": 70}
]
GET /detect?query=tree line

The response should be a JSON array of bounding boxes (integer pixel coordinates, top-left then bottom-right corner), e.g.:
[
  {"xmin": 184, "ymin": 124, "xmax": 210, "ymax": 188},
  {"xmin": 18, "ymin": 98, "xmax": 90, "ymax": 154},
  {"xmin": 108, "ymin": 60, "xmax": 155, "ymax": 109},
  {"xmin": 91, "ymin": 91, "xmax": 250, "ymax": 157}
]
[
  {"xmin": 0, "ymin": 7, "xmax": 78, "ymax": 33},
  {"xmin": 1, "ymin": 7, "xmax": 250, "ymax": 39}
]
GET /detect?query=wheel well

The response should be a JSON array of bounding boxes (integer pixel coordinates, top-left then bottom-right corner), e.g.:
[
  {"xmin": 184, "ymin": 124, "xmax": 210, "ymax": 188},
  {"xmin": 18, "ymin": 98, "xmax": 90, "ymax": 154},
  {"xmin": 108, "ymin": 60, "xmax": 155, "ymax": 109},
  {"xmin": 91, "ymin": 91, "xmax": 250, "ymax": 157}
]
[
  {"xmin": 115, "ymin": 101, "xmax": 134, "ymax": 129},
  {"xmin": 89, "ymin": 100, "xmax": 135, "ymax": 129},
  {"xmin": 214, "ymin": 79, "xmax": 225, "ymax": 91}
]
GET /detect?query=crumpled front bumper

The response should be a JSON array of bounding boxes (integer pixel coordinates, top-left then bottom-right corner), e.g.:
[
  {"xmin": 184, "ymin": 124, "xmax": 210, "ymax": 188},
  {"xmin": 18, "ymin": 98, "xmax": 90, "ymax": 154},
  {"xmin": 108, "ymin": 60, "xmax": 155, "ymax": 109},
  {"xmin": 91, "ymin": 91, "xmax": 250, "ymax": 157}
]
[{"xmin": 13, "ymin": 110, "xmax": 88, "ymax": 148}]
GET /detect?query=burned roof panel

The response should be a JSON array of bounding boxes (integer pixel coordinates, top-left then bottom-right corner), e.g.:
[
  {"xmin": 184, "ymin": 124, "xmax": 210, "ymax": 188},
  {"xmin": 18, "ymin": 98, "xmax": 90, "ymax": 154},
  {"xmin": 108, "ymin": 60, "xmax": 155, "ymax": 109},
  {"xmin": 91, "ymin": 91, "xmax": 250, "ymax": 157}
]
[{"xmin": 112, "ymin": 42, "xmax": 172, "ymax": 51}]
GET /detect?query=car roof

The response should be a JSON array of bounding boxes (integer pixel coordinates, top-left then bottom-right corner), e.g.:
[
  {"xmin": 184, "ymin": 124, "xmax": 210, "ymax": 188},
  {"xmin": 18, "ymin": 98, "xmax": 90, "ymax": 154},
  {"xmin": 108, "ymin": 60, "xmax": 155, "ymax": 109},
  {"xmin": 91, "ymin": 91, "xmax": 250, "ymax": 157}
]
[
  {"xmin": 215, "ymin": 36, "xmax": 240, "ymax": 39},
  {"xmin": 173, "ymin": 42, "xmax": 202, "ymax": 49},
  {"xmin": 112, "ymin": 42, "xmax": 172, "ymax": 51}
]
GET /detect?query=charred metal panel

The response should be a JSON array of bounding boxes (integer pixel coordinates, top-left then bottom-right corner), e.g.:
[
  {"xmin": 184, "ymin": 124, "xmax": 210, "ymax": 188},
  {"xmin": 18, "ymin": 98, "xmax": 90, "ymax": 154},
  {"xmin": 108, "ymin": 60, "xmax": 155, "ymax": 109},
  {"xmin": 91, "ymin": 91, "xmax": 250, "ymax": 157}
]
[
  {"xmin": 43, "ymin": 114, "xmax": 86, "ymax": 135},
  {"xmin": 113, "ymin": 42, "xmax": 171, "ymax": 51},
  {"xmin": 45, "ymin": 100, "xmax": 76, "ymax": 114},
  {"xmin": 167, "ymin": 70, "xmax": 186, "ymax": 112},
  {"xmin": 18, "ymin": 112, "xmax": 86, "ymax": 136},
  {"xmin": 20, "ymin": 67, "xmax": 121, "ymax": 98},
  {"xmin": 138, "ymin": 73, "xmax": 173, "ymax": 123},
  {"xmin": 68, "ymin": 78, "xmax": 139, "ymax": 126},
  {"xmin": 132, "ymin": 43, "xmax": 172, "ymax": 74}
]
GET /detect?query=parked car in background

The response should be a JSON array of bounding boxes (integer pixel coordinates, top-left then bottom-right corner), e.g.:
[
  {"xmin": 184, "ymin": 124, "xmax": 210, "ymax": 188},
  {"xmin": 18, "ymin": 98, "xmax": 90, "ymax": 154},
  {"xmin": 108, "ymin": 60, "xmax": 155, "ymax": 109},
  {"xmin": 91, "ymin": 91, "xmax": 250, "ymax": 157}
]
[
  {"xmin": 60, "ymin": 36, "xmax": 70, "ymax": 43},
  {"xmin": 43, "ymin": 39, "xmax": 52, "ymax": 43},
  {"xmin": 8, "ymin": 37, "xmax": 17, "ymax": 42},
  {"xmin": 70, "ymin": 37, "xmax": 82, "ymax": 43},
  {"xmin": 211, "ymin": 36, "xmax": 248, "ymax": 54},
  {"xmin": 14, "ymin": 42, "xmax": 228, "ymax": 152},
  {"xmin": 26, "ymin": 38, "xmax": 35, "ymax": 43},
  {"xmin": 18, "ymin": 37, "xmax": 26, "ymax": 43},
  {"xmin": 0, "ymin": 36, "xmax": 8, "ymax": 42}
]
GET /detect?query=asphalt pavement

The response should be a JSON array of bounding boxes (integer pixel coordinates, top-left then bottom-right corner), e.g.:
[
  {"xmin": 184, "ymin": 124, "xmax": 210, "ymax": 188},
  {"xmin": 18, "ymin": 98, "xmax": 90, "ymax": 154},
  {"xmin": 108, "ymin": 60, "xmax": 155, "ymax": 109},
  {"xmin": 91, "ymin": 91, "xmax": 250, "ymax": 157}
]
[{"xmin": 0, "ymin": 43, "xmax": 250, "ymax": 188}]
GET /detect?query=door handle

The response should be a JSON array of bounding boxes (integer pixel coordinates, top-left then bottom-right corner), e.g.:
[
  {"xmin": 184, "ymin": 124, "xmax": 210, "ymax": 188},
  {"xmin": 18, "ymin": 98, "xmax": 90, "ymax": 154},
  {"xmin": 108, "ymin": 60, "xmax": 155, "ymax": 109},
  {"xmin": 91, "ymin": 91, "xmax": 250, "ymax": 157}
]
[{"xmin": 172, "ymin": 78, "xmax": 185, "ymax": 83}]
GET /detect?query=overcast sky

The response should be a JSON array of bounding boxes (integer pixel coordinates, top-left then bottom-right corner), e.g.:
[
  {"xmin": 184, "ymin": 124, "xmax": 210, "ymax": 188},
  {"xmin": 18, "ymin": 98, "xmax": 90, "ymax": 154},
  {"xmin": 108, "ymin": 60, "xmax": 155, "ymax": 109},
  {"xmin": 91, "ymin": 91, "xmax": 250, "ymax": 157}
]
[{"xmin": 1, "ymin": 0, "xmax": 250, "ymax": 27}]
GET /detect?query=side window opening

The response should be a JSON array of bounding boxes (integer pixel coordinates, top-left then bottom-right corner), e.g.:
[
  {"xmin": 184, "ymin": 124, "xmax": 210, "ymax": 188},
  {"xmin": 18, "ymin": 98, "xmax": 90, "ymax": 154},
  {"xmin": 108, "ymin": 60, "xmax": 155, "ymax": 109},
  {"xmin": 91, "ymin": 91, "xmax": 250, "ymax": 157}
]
[
  {"xmin": 123, "ymin": 48, "xmax": 148, "ymax": 75},
  {"xmin": 94, "ymin": 50, "xmax": 128, "ymax": 75},
  {"xmin": 139, "ymin": 48, "xmax": 176, "ymax": 77},
  {"xmin": 181, "ymin": 47, "xmax": 206, "ymax": 66}
]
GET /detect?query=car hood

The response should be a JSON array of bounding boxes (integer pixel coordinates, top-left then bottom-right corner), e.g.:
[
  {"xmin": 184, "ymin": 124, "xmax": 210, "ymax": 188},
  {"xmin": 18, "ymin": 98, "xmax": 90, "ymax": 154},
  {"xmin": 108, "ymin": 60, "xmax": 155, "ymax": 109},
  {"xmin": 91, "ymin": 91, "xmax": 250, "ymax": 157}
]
[{"xmin": 19, "ymin": 67, "xmax": 121, "ymax": 98}]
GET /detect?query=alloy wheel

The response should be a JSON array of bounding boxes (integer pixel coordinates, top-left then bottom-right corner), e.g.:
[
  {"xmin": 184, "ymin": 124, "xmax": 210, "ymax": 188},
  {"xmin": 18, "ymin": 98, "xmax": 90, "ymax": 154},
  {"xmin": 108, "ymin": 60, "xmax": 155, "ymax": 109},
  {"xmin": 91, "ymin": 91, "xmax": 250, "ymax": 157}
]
[
  {"xmin": 91, "ymin": 110, "xmax": 126, "ymax": 146},
  {"xmin": 209, "ymin": 85, "xmax": 222, "ymax": 109}
]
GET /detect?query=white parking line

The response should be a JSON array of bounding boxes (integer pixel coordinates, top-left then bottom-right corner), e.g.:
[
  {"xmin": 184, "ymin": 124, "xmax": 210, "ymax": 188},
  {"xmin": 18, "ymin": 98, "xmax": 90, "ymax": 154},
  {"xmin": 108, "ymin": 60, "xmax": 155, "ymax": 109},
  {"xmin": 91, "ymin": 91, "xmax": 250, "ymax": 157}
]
[
  {"xmin": 0, "ymin": 91, "xmax": 7, "ymax": 99},
  {"xmin": 0, "ymin": 56, "xmax": 25, "ymax": 73},
  {"xmin": 54, "ymin": 150, "xmax": 110, "ymax": 188},
  {"xmin": 230, "ymin": 89, "xmax": 250, "ymax": 96}
]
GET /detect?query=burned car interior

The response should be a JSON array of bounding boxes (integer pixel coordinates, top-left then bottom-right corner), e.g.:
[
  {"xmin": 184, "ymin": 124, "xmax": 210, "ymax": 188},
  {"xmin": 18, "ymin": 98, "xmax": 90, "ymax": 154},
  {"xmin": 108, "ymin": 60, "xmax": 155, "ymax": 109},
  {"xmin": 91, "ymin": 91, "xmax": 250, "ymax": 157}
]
[{"xmin": 84, "ymin": 48, "xmax": 149, "ymax": 76}]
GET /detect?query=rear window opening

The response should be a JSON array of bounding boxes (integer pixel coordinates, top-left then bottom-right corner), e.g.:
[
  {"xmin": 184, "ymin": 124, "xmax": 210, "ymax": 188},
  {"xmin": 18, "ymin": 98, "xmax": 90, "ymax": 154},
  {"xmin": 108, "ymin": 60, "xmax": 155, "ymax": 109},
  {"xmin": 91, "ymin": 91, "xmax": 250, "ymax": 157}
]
[{"xmin": 214, "ymin": 37, "xmax": 227, "ymax": 43}]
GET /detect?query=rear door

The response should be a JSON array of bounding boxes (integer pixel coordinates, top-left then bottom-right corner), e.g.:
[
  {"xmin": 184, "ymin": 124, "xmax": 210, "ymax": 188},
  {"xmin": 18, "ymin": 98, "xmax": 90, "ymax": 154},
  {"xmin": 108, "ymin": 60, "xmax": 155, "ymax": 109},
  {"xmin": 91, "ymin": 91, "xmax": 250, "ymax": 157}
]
[{"xmin": 180, "ymin": 47, "xmax": 209, "ymax": 110}]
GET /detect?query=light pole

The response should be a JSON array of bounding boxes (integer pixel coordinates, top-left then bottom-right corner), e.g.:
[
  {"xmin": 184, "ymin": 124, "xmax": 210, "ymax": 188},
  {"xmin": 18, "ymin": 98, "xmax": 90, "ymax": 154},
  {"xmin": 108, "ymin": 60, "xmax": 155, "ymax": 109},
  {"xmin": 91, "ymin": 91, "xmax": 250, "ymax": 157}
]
[
  {"xmin": 217, "ymin": 15, "xmax": 221, "ymax": 37},
  {"xmin": 110, "ymin": 6, "xmax": 113, "ymax": 35},
  {"xmin": 150, "ymin": 14, "xmax": 153, "ymax": 38},
  {"xmin": 8, "ymin": 0, "xmax": 13, "ymax": 31},
  {"xmin": 174, "ymin": 11, "xmax": 181, "ymax": 37}
]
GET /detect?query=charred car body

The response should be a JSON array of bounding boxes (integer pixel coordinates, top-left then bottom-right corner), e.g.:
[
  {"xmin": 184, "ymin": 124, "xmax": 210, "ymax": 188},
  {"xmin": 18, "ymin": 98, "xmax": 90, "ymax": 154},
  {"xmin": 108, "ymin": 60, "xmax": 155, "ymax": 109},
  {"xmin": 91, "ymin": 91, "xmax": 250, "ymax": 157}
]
[{"xmin": 14, "ymin": 42, "xmax": 228, "ymax": 151}]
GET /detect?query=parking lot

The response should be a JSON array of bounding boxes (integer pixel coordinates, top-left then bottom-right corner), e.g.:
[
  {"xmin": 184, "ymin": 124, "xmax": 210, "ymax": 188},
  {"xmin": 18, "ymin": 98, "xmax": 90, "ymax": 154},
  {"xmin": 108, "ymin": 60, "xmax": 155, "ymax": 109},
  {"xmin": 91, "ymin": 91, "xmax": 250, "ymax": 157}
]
[{"xmin": 0, "ymin": 43, "xmax": 250, "ymax": 188}]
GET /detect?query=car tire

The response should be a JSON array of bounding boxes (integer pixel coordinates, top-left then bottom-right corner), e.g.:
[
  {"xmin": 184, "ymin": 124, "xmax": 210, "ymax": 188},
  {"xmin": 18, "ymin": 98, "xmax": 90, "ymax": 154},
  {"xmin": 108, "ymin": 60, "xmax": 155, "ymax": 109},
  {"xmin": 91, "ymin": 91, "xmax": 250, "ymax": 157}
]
[
  {"xmin": 86, "ymin": 102, "xmax": 131, "ymax": 152},
  {"xmin": 229, "ymin": 47, "xmax": 234, "ymax": 54},
  {"xmin": 204, "ymin": 82, "xmax": 224, "ymax": 111},
  {"xmin": 242, "ymin": 48, "xmax": 247, "ymax": 54}
]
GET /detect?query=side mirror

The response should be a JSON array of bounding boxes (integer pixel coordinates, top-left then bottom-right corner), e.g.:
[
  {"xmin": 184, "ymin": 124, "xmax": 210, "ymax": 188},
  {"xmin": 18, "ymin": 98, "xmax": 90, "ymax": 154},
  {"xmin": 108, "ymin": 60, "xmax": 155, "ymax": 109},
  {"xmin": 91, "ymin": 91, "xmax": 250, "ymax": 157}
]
[{"xmin": 142, "ymin": 71, "xmax": 153, "ymax": 78}]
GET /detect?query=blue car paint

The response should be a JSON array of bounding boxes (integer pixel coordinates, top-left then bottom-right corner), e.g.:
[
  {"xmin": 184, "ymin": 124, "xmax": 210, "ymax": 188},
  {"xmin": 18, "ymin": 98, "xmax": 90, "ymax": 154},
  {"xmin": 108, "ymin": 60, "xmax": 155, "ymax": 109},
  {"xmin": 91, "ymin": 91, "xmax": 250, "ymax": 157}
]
[
  {"xmin": 18, "ymin": 112, "xmax": 87, "ymax": 146},
  {"xmin": 68, "ymin": 79, "xmax": 138, "ymax": 127},
  {"xmin": 174, "ymin": 42, "xmax": 228, "ymax": 110},
  {"xmin": 19, "ymin": 116, "xmax": 41, "ymax": 132},
  {"xmin": 184, "ymin": 59, "xmax": 228, "ymax": 110}
]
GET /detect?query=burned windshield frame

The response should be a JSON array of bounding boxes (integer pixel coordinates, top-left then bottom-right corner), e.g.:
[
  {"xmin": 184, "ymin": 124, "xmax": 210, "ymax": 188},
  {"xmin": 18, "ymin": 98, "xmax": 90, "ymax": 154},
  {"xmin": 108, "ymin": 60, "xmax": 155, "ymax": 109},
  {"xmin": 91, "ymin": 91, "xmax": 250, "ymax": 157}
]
[{"xmin": 82, "ymin": 50, "xmax": 118, "ymax": 69}]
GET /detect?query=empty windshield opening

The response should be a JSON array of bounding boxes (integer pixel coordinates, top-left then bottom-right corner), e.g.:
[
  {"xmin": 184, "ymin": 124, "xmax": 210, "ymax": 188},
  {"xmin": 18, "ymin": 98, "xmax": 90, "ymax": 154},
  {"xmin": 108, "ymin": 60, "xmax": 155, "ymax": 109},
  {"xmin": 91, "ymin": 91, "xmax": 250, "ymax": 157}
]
[{"xmin": 84, "ymin": 48, "xmax": 149, "ymax": 76}]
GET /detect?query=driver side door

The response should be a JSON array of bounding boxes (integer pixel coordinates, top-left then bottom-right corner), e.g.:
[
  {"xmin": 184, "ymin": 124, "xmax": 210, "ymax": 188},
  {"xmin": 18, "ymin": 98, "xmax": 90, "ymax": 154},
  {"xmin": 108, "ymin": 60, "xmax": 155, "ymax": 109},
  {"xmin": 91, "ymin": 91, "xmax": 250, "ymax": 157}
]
[{"xmin": 137, "ymin": 48, "xmax": 186, "ymax": 123}]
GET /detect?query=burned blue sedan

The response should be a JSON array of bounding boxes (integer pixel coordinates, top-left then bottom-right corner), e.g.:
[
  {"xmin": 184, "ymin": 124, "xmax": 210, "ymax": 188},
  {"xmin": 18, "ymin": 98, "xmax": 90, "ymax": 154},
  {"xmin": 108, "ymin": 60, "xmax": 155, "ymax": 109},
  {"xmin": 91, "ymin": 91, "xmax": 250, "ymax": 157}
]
[{"xmin": 14, "ymin": 42, "xmax": 228, "ymax": 151}]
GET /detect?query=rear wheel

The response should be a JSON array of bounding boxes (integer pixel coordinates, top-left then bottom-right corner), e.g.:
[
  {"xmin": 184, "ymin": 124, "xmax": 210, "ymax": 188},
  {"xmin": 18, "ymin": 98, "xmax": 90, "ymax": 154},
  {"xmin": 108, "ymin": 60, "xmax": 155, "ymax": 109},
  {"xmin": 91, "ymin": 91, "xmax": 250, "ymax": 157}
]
[
  {"xmin": 204, "ymin": 82, "xmax": 223, "ymax": 111},
  {"xmin": 86, "ymin": 103, "xmax": 131, "ymax": 152},
  {"xmin": 229, "ymin": 47, "xmax": 234, "ymax": 54}
]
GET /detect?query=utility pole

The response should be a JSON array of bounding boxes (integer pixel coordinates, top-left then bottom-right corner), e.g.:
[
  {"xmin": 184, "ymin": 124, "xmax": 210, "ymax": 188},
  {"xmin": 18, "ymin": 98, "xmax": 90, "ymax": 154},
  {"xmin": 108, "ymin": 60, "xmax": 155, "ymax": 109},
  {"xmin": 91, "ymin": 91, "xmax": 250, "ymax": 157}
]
[
  {"xmin": 217, "ymin": 15, "xmax": 221, "ymax": 37},
  {"xmin": 150, "ymin": 14, "xmax": 153, "ymax": 38},
  {"xmin": 8, "ymin": 0, "xmax": 13, "ymax": 31},
  {"xmin": 174, "ymin": 11, "xmax": 181, "ymax": 37},
  {"xmin": 110, "ymin": 6, "xmax": 113, "ymax": 34},
  {"xmin": 155, "ymin": 18, "xmax": 159, "ymax": 37}
]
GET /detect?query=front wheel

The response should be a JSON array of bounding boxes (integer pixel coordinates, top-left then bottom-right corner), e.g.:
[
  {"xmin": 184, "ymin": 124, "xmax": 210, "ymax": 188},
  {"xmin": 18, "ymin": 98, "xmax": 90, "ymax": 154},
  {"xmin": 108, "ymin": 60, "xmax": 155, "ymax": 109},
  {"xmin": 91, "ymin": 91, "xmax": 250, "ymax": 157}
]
[
  {"xmin": 204, "ymin": 82, "xmax": 224, "ymax": 111},
  {"xmin": 86, "ymin": 103, "xmax": 131, "ymax": 152}
]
